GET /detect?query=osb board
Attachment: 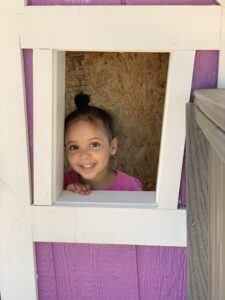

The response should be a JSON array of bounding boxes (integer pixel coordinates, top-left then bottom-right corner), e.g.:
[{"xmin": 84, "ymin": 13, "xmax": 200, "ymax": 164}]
[{"xmin": 65, "ymin": 52, "xmax": 169, "ymax": 191}]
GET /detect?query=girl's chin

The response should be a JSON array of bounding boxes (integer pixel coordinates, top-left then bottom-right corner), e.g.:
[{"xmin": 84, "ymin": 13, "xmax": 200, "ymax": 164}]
[{"xmin": 77, "ymin": 169, "xmax": 98, "ymax": 181}]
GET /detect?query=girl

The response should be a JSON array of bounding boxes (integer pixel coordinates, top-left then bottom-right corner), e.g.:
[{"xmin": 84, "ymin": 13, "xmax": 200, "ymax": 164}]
[{"xmin": 64, "ymin": 92, "xmax": 142, "ymax": 194}]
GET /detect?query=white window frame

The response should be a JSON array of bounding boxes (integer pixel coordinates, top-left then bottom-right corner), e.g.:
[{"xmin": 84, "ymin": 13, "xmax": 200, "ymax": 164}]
[{"xmin": 1, "ymin": 2, "xmax": 225, "ymax": 299}]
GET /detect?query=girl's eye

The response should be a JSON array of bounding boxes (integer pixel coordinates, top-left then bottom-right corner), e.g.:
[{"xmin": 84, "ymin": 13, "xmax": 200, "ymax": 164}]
[
  {"xmin": 90, "ymin": 142, "xmax": 100, "ymax": 148},
  {"xmin": 68, "ymin": 145, "xmax": 79, "ymax": 151}
]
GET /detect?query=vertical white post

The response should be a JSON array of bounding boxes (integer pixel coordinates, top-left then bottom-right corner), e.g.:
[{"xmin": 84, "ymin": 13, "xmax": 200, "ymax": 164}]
[
  {"xmin": 52, "ymin": 51, "xmax": 65, "ymax": 201},
  {"xmin": 33, "ymin": 50, "xmax": 65, "ymax": 205},
  {"xmin": 156, "ymin": 50, "xmax": 195, "ymax": 209},
  {"xmin": 0, "ymin": 12, "xmax": 38, "ymax": 300}
]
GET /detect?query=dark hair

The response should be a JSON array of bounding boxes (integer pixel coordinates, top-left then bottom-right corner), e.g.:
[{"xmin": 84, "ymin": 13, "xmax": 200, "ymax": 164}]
[{"xmin": 65, "ymin": 92, "xmax": 115, "ymax": 140}]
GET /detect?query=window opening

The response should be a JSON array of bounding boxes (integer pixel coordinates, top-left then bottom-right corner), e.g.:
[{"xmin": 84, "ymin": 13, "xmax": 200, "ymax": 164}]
[{"xmin": 65, "ymin": 51, "xmax": 169, "ymax": 191}]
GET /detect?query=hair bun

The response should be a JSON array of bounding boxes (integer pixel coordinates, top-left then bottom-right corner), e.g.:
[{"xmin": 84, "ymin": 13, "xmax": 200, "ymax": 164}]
[{"xmin": 74, "ymin": 92, "xmax": 90, "ymax": 109}]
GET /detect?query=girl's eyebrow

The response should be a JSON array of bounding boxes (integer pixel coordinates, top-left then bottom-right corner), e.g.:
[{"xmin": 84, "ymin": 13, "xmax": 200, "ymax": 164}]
[
  {"xmin": 88, "ymin": 137, "xmax": 103, "ymax": 141},
  {"xmin": 66, "ymin": 137, "xmax": 103, "ymax": 145},
  {"xmin": 66, "ymin": 140, "xmax": 78, "ymax": 146}
]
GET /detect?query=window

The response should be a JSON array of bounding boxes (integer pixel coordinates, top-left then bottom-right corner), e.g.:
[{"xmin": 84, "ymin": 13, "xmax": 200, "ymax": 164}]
[{"xmin": 26, "ymin": 5, "xmax": 218, "ymax": 245}]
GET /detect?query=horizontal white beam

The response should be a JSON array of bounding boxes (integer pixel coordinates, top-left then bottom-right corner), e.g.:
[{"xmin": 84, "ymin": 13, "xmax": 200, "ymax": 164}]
[
  {"xmin": 31, "ymin": 204, "xmax": 186, "ymax": 247},
  {"xmin": 19, "ymin": 6, "xmax": 221, "ymax": 51}
]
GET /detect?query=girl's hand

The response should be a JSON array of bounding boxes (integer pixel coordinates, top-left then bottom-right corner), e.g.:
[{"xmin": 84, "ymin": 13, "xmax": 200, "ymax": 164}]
[{"xmin": 66, "ymin": 183, "xmax": 91, "ymax": 195}]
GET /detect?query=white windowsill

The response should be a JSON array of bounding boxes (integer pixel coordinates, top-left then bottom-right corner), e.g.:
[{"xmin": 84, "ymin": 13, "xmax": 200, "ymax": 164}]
[{"xmin": 55, "ymin": 190, "xmax": 157, "ymax": 209}]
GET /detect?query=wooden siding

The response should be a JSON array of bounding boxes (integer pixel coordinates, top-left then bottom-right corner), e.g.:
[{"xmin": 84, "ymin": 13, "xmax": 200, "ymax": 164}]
[
  {"xmin": 187, "ymin": 90, "xmax": 225, "ymax": 300},
  {"xmin": 186, "ymin": 104, "xmax": 209, "ymax": 300}
]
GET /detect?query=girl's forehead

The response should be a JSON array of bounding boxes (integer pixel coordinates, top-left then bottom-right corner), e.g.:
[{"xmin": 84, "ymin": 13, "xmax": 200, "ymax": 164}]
[{"xmin": 66, "ymin": 119, "xmax": 108, "ymax": 138}]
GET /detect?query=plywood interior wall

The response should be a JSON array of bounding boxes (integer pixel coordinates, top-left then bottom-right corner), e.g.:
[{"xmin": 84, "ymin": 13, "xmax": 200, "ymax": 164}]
[{"xmin": 65, "ymin": 52, "xmax": 169, "ymax": 190}]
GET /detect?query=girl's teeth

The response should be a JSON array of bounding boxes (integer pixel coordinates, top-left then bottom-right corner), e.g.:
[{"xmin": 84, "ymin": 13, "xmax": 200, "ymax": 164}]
[{"xmin": 82, "ymin": 164, "xmax": 94, "ymax": 168}]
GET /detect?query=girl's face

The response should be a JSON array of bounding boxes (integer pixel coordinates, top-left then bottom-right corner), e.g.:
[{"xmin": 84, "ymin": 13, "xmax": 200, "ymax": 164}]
[{"xmin": 65, "ymin": 120, "xmax": 117, "ymax": 183}]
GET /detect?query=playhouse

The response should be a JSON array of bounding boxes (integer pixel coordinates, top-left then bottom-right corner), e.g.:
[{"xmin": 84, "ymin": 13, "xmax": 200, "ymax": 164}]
[{"xmin": 1, "ymin": 0, "xmax": 225, "ymax": 299}]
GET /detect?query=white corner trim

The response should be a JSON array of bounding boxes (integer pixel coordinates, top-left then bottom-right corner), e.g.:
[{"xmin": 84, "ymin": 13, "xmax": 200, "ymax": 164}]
[{"xmin": 0, "ymin": 13, "xmax": 37, "ymax": 299}]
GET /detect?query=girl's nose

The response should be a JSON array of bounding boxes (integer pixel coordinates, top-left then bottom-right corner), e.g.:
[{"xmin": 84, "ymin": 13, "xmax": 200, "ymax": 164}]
[{"xmin": 79, "ymin": 148, "xmax": 91, "ymax": 158}]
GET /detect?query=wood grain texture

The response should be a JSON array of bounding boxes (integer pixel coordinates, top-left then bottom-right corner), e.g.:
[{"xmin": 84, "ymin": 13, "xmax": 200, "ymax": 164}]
[
  {"xmin": 209, "ymin": 150, "xmax": 225, "ymax": 300},
  {"xmin": 194, "ymin": 89, "xmax": 225, "ymax": 133},
  {"xmin": 186, "ymin": 104, "xmax": 209, "ymax": 300},
  {"xmin": 36, "ymin": 243, "xmax": 139, "ymax": 300},
  {"xmin": 35, "ymin": 244, "xmax": 58, "ymax": 299},
  {"xmin": 136, "ymin": 246, "xmax": 187, "ymax": 300},
  {"xmin": 195, "ymin": 104, "xmax": 225, "ymax": 164}
]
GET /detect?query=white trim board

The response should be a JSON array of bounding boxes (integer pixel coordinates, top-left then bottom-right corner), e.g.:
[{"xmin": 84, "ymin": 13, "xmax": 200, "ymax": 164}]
[
  {"xmin": 0, "ymin": 13, "xmax": 37, "ymax": 300},
  {"xmin": 31, "ymin": 205, "xmax": 186, "ymax": 246},
  {"xmin": 56, "ymin": 190, "xmax": 157, "ymax": 208},
  {"xmin": 19, "ymin": 6, "xmax": 221, "ymax": 51},
  {"xmin": 156, "ymin": 50, "xmax": 195, "ymax": 208}
]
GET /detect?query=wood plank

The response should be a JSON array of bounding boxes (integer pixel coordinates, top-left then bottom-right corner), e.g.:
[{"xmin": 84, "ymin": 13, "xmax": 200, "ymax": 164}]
[
  {"xmin": 33, "ymin": 49, "xmax": 54, "ymax": 205},
  {"xmin": 0, "ymin": 14, "xmax": 37, "ymax": 300},
  {"xmin": 186, "ymin": 104, "xmax": 209, "ymax": 300},
  {"xmin": 156, "ymin": 50, "xmax": 195, "ymax": 209},
  {"xmin": 0, "ymin": 0, "xmax": 26, "ymax": 12},
  {"xmin": 194, "ymin": 105, "xmax": 225, "ymax": 164},
  {"xmin": 19, "ymin": 6, "xmax": 221, "ymax": 50},
  {"xmin": 52, "ymin": 51, "xmax": 65, "ymax": 201},
  {"xmin": 136, "ymin": 246, "xmax": 187, "ymax": 300},
  {"xmin": 209, "ymin": 149, "xmax": 225, "ymax": 300},
  {"xmin": 35, "ymin": 243, "xmax": 58, "ymax": 300},
  {"xmin": 49, "ymin": 244, "xmax": 139, "ymax": 300},
  {"xmin": 31, "ymin": 205, "xmax": 186, "ymax": 246},
  {"xmin": 194, "ymin": 89, "xmax": 225, "ymax": 133},
  {"xmin": 56, "ymin": 190, "xmax": 157, "ymax": 208}
]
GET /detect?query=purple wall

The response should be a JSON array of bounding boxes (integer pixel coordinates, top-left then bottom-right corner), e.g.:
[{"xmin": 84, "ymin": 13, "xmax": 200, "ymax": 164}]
[{"xmin": 24, "ymin": 1, "xmax": 218, "ymax": 299}]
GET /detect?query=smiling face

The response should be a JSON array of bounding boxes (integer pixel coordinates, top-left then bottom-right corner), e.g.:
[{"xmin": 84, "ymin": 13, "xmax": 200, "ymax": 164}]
[{"xmin": 65, "ymin": 119, "xmax": 117, "ymax": 186}]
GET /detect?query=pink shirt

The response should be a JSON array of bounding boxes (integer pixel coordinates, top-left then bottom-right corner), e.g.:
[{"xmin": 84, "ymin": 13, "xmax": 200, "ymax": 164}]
[{"xmin": 64, "ymin": 170, "xmax": 142, "ymax": 191}]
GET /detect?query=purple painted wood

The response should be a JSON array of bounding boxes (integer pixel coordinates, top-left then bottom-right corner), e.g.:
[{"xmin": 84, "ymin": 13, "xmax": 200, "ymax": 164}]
[
  {"xmin": 28, "ymin": 0, "xmax": 122, "ymax": 5},
  {"xmin": 126, "ymin": 0, "xmax": 216, "ymax": 4},
  {"xmin": 23, "ymin": 1, "xmax": 219, "ymax": 299},
  {"xmin": 35, "ymin": 243, "xmax": 58, "ymax": 299},
  {"xmin": 136, "ymin": 247, "xmax": 187, "ymax": 300},
  {"xmin": 54, "ymin": 244, "xmax": 139, "ymax": 299},
  {"xmin": 191, "ymin": 51, "xmax": 219, "ymax": 95}
]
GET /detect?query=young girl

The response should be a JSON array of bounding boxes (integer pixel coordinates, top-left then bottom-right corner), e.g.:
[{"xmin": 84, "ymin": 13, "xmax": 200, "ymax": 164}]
[{"xmin": 64, "ymin": 92, "xmax": 142, "ymax": 194}]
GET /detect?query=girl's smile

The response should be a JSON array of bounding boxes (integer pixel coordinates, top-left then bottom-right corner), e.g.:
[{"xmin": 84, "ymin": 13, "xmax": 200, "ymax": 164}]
[{"xmin": 65, "ymin": 119, "xmax": 117, "ymax": 189}]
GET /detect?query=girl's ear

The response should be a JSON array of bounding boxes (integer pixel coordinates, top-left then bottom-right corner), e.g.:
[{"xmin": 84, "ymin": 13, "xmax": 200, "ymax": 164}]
[{"xmin": 110, "ymin": 137, "xmax": 118, "ymax": 155}]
